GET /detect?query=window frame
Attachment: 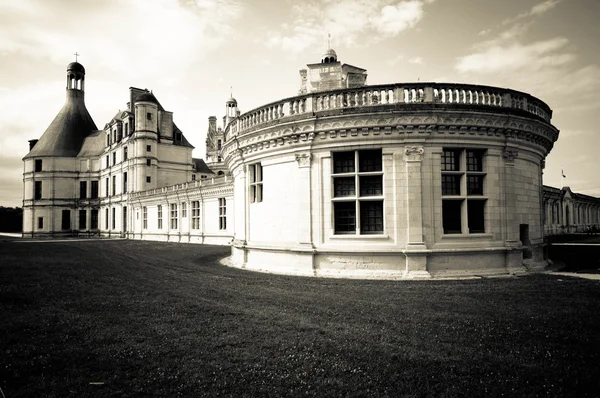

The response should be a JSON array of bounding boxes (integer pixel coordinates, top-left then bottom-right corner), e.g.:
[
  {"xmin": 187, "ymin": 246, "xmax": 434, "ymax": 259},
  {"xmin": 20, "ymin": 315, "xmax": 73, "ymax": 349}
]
[
  {"xmin": 249, "ymin": 163, "xmax": 263, "ymax": 203},
  {"xmin": 157, "ymin": 205, "xmax": 163, "ymax": 229},
  {"xmin": 219, "ymin": 198, "xmax": 227, "ymax": 230},
  {"xmin": 441, "ymin": 148, "xmax": 487, "ymax": 235},
  {"xmin": 331, "ymin": 149, "xmax": 384, "ymax": 235},
  {"xmin": 170, "ymin": 203, "xmax": 178, "ymax": 229},
  {"xmin": 191, "ymin": 201, "xmax": 200, "ymax": 229},
  {"xmin": 34, "ymin": 159, "xmax": 42, "ymax": 172},
  {"xmin": 142, "ymin": 206, "xmax": 148, "ymax": 229}
]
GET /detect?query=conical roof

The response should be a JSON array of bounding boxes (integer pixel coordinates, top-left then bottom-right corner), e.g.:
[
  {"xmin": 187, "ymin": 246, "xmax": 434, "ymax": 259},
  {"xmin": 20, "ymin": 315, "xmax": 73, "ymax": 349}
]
[{"xmin": 24, "ymin": 89, "xmax": 97, "ymax": 158}]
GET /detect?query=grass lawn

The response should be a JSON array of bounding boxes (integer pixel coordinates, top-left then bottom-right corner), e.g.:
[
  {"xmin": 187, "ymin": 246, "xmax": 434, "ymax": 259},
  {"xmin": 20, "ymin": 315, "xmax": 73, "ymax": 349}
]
[{"xmin": 1, "ymin": 239, "xmax": 599, "ymax": 397}]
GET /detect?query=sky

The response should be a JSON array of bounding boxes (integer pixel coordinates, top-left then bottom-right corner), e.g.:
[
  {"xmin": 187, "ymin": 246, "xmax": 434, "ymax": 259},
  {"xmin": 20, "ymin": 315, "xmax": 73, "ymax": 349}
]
[{"xmin": 0, "ymin": 0, "xmax": 599, "ymax": 207}]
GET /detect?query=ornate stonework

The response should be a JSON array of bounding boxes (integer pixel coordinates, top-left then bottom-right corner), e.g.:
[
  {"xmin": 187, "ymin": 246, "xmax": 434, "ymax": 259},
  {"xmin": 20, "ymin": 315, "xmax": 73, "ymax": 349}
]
[
  {"xmin": 502, "ymin": 148, "xmax": 519, "ymax": 163},
  {"xmin": 404, "ymin": 146, "xmax": 424, "ymax": 162},
  {"xmin": 295, "ymin": 153, "xmax": 312, "ymax": 168}
]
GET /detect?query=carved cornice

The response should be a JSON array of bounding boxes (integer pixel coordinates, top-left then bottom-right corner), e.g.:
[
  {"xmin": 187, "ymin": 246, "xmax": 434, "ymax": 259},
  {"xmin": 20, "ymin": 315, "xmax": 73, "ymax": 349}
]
[{"xmin": 222, "ymin": 111, "xmax": 558, "ymax": 162}]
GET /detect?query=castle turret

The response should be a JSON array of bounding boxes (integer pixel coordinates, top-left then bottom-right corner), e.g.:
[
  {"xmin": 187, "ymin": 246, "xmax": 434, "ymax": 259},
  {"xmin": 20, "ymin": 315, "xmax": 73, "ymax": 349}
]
[{"xmin": 24, "ymin": 61, "xmax": 97, "ymax": 159}]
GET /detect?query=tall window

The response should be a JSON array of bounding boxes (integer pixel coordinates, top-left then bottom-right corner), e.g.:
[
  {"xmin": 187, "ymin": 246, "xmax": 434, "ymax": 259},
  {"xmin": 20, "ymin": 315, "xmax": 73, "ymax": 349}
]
[
  {"xmin": 123, "ymin": 172, "xmax": 128, "ymax": 193},
  {"xmin": 147, "ymin": 145, "xmax": 152, "ymax": 152},
  {"xmin": 105, "ymin": 208, "xmax": 109, "ymax": 229},
  {"xmin": 80, "ymin": 181, "xmax": 87, "ymax": 199},
  {"xmin": 112, "ymin": 175, "xmax": 117, "ymax": 196},
  {"xmin": 38, "ymin": 217, "xmax": 43, "ymax": 229},
  {"xmin": 181, "ymin": 202, "xmax": 187, "ymax": 218},
  {"xmin": 158, "ymin": 205, "xmax": 163, "ymax": 229},
  {"xmin": 34, "ymin": 181, "xmax": 42, "ymax": 200},
  {"xmin": 147, "ymin": 112, "xmax": 152, "ymax": 120},
  {"xmin": 170, "ymin": 204, "xmax": 178, "ymax": 229},
  {"xmin": 112, "ymin": 207, "xmax": 116, "ymax": 230},
  {"xmin": 332, "ymin": 149, "xmax": 384, "ymax": 234},
  {"xmin": 191, "ymin": 201, "xmax": 200, "ymax": 229},
  {"xmin": 123, "ymin": 146, "xmax": 128, "ymax": 160},
  {"xmin": 105, "ymin": 177, "xmax": 109, "ymax": 197},
  {"xmin": 91, "ymin": 181, "xmax": 99, "ymax": 199},
  {"xmin": 441, "ymin": 148, "xmax": 487, "ymax": 234},
  {"xmin": 219, "ymin": 198, "xmax": 227, "ymax": 230},
  {"xmin": 62, "ymin": 210, "xmax": 70, "ymax": 230},
  {"xmin": 35, "ymin": 159, "xmax": 42, "ymax": 172},
  {"xmin": 79, "ymin": 209, "xmax": 86, "ymax": 230},
  {"xmin": 250, "ymin": 163, "xmax": 263, "ymax": 203},
  {"xmin": 147, "ymin": 159, "xmax": 151, "ymax": 166},
  {"xmin": 112, "ymin": 152, "xmax": 117, "ymax": 165},
  {"xmin": 142, "ymin": 207, "xmax": 147, "ymax": 229},
  {"xmin": 91, "ymin": 210, "xmax": 98, "ymax": 229}
]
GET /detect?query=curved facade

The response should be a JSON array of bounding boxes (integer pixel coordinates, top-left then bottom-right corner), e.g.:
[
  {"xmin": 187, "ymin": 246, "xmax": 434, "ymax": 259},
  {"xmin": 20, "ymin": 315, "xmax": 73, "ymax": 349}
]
[{"xmin": 223, "ymin": 82, "xmax": 559, "ymax": 278}]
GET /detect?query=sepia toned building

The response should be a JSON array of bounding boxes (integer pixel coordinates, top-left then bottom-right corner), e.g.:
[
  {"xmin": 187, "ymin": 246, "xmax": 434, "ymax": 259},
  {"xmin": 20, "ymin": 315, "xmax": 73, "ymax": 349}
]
[{"xmin": 22, "ymin": 53, "xmax": 600, "ymax": 278}]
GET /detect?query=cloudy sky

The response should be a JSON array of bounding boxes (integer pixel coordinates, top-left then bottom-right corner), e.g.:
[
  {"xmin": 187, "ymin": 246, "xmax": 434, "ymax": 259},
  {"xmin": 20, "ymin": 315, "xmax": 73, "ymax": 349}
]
[{"xmin": 1, "ymin": 0, "xmax": 598, "ymax": 207}]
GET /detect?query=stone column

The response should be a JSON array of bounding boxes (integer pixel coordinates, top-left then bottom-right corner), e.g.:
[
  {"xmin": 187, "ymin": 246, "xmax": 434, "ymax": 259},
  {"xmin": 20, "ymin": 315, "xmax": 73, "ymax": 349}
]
[
  {"xmin": 502, "ymin": 148, "xmax": 525, "ymax": 272},
  {"xmin": 403, "ymin": 146, "xmax": 431, "ymax": 278},
  {"xmin": 295, "ymin": 153, "xmax": 313, "ymax": 247}
]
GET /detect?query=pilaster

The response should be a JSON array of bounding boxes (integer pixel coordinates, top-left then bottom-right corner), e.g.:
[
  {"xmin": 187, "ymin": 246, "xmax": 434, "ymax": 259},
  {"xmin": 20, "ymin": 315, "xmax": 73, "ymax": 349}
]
[
  {"xmin": 403, "ymin": 145, "xmax": 430, "ymax": 278},
  {"xmin": 295, "ymin": 152, "xmax": 313, "ymax": 248}
]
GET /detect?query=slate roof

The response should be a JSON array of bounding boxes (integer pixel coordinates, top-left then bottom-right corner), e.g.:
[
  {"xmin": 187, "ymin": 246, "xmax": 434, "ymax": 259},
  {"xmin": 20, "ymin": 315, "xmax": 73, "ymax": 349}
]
[
  {"xmin": 192, "ymin": 158, "xmax": 214, "ymax": 175},
  {"xmin": 24, "ymin": 89, "xmax": 97, "ymax": 159},
  {"xmin": 77, "ymin": 131, "xmax": 105, "ymax": 157}
]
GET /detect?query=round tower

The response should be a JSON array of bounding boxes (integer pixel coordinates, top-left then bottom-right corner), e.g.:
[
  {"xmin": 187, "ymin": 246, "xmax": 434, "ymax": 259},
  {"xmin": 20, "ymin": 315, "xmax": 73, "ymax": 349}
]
[
  {"xmin": 67, "ymin": 61, "xmax": 86, "ymax": 91},
  {"xmin": 134, "ymin": 92, "xmax": 159, "ymax": 191},
  {"xmin": 321, "ymin": 48, "xmax": 337, "ymax": 64},
  {"xmin": 224, "ymin": 96, "xmax": 238, "ymax": 127}
]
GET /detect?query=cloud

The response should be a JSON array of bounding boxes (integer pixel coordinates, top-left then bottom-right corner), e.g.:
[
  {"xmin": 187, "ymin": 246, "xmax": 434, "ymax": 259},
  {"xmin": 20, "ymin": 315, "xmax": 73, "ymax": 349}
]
[
  {"xmin": 408, "ymin": 56, "xmax": 423, "ymax": 64},
  {"xmin": 502, "ymin": 0, "xmax": 562, "ymax": 25},
  {"xmin": 265, "ymin": 0, "xmax": 432, "ymax": 54},
  {"xmin": 455, "ymin": 37, "xmax": 574, "ymax": 73}
]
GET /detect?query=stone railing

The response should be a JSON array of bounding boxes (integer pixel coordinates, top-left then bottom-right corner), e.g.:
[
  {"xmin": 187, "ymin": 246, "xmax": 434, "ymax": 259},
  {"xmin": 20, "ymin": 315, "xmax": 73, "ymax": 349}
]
[
  {"xmin": 129, "ymin": 175, "xmax": 230, "ymax": 198},
  {"xmin": 225, "ymin": 83, "xmax": 552, "ymax": 139}
]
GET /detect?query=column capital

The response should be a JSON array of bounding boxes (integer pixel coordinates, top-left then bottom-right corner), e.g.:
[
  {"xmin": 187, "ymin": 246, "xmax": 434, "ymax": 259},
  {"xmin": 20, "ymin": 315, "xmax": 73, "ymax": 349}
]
[
  {"xmin": 502, "ymin": 148, "xmax": 519, "ymax": 164},
  {"xmin": 295, "ymin": 153, "xmax": 312, "ymax": 168},
  {"xmin": 404, "ymin": 146, "xmax": 424, "ymax": 162}
]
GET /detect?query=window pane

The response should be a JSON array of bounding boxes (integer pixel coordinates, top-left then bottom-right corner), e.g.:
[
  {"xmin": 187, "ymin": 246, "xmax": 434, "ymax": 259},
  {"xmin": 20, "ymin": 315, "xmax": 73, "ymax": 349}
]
[
  {"xmin": 360, "ymin": 175, "xmax": 382, "ymax": 196},
  {"xmin": 467, "ymin": 175, "xmax": 484, "ymax": 195},
  {"xmin": 467, "ymin": 150, "xmax": 484, "ymax": 172},
  {"xmin": 334, "ymin": 202, "xmax": 356, "ymax": 234},
  {"xmin": 333, "ymin": 177, "xmax": 355, "ymax": 197},
  {"xmin": 360, "ymin": 201, "xmax": 383, "ymax": 234},
  {"xmin": 441, "ymin": 149, "xmax": 460, "ymax": 171},
  {"xmin": 441, "ymin": 175, "xmax": 460, "ymax": 195},
  {"xmin": 442, "ymin": 200, "xmax": 462, "ymax": 234},
  {"xmin": 359, "ymin": 149, "xmax": 382, "ymax": 172},
  {"xmin": 468, "ymin": 200, "xmax": 485, "ymax": 233},
  {"xmin": 333, "ymin": 152, "xmax": 355, "ymax": 173}
]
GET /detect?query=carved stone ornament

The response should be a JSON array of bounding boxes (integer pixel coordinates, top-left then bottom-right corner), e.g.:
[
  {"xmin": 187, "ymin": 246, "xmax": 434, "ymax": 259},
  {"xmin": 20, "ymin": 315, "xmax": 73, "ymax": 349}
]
[
  {"xmin": 502, "ymin": 148, "xmax": 519, "ymax": 163},
  {"xmin": 295, "ymin": 153, "xmax": 312, "ymax": 168},
  {"xmin": 404, "ymin": 146, "xmax": 424, "ymax": 162}
]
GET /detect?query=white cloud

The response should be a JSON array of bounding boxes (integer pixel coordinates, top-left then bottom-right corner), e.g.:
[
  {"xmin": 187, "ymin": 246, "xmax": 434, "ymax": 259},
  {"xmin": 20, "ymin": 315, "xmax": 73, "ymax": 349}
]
[
  {"xmin": 502, "ymin": 0, "xmax": 562, "ymax": 25},
  {"xmin": 455, "ymin": 37, "xmax": 573, "ymax": 73},
  {"xmin": 408, "ymin": 56, "xmax": 424, "ymax": 64},
  {"xmin": 265, "ymin": 0, "xmax": 432, "ymax": 54}
]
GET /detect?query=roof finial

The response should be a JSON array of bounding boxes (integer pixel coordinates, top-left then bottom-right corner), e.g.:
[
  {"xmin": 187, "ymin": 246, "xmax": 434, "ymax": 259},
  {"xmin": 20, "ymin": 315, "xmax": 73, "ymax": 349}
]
[
  {"xmin": 74, "ymin": 52, "xmax": 79, "ymax": 62},
  {"xmin": 327, "ymin": 33, "xmax": 331, "ymax": 50},
  {"xmin": 230, "ymin": 85, "xmax": 233, "ymax": 98}
]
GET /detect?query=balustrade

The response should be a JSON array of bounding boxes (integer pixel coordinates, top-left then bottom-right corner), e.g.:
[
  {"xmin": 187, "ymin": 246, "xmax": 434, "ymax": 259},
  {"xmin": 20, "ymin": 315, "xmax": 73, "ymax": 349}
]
[{"xmin": 225, "ymin": 83, "xmax": 552, "ymax": 140}]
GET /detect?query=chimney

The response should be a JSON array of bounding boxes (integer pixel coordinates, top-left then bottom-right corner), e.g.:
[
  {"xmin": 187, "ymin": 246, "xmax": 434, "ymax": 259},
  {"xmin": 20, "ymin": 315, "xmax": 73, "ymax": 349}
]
[
  {"xmin": 28, "ymin": 139, "xmax": 39, "ymax": 151},
  {"xmin": 208, "ymin": 116, "xmax": 217, "ymax": 133}
]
